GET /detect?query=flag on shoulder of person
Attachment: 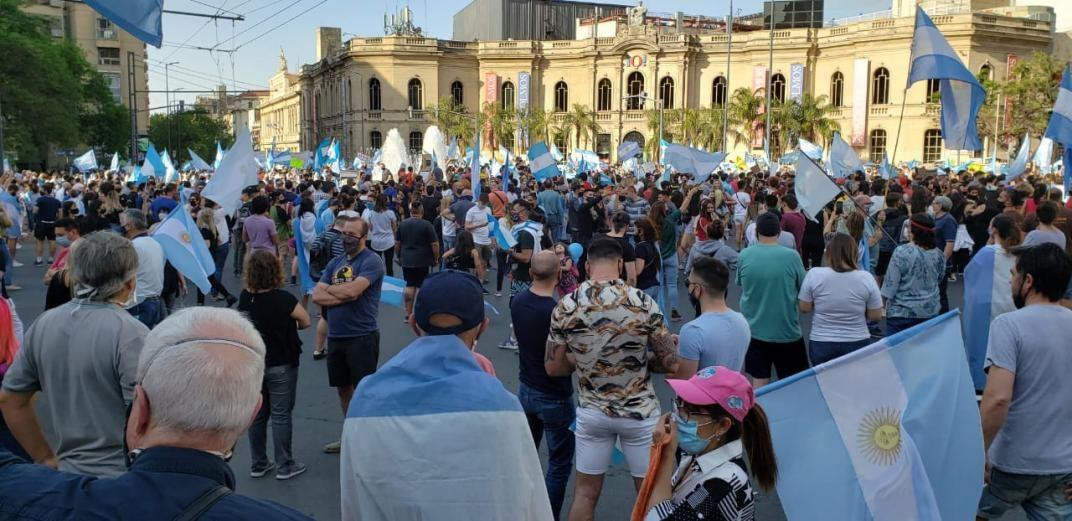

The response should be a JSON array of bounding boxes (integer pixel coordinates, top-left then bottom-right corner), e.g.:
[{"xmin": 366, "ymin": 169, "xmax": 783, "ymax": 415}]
[
  {"xmin": 962, "ymin": 245, "xmax": 1016, "ymax": 392},
  {"xmin": 757, "ymin": 312, "xmax": 983, "ymax": 521},
  {"xmin": 151, "ymin": 204, "xmax": 215, "ymax": 294},
  {"xmin": 292, "ymin": 218, "xmax": 316, "ymax": 295}
]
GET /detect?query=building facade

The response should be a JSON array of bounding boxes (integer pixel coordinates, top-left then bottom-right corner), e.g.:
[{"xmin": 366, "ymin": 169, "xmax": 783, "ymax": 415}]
[
  {"xmin": 297, "ymin": 5, "xmax": 1053, "ymax": 164},
  {"xmin": 259, "ymin": 51, "xmax": 303, "ymax": 153},
  {"xmin": 453, "ymin": 0, "xmax": 628, "ymax": 42},
  {"xmin": 20, "ymin": 0, "xmax": 150, "ymax": 145}
]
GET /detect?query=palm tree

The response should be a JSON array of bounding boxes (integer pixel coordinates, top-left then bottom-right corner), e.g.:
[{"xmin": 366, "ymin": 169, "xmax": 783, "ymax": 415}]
[
  {"xmin": 727, "ymin": 87, "xmax": 766, "ymax": 149},
  {"xmin": 482, "ymin": 103, "xmax": 517, "ymax": 152},
  {"xmin": 677, "ymin": 108, "xmax": 704, "ymax": 148},
  {"xmin": 789, "ymin": 94, "xmax": 841, "ymax": 147},
  {"xmin": 429, "ymin": 96, "xmax": 476, "ymax": 148},
  {"xmin": 562, "ymin": 104, "xmax": 600, "ymax": 150},
  {"xmin": 694, "ymin": 107, "xmax": 740, "ymax": 152},
  {"xmin": 518, "ymin": 107, "xmax": 552, "ymax": 147},
  {"xmin": 643, "ymin": 108, "xmax": 680, "ymax": 159}
]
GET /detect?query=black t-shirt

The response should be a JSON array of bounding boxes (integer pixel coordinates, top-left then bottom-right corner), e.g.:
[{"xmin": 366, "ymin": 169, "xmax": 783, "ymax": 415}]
[
  {"xmin": 511, "ymin": 289, "xmax": 573, "ymax": 397},
  {"xmin": 397, "ymin": 217, "xmax": 438, "ymax": 268},
  {"xmin": 600, "ymin": 234, "xmax": 636, "ymax": 280},
  {"xmin": 35, "ymin": 196, "xmax": 61, "ymax": 222},
  {"xmin": 238, "ymin": 289, "xmax": 302, "ymax": 367},
  {"xmin": 45, "ymin": 271, "xmax": 72, "ymax": 311},
  {"xmin": 635, "ymin": 240, "xmax": 659, "ymax": 290},
  {"xmin": 512, "ymin": 230, "xmax": 535, "ymax": 282},
  {"xmin": 199, "ymin": 226, "xmax": 218, "ymax": 250}
]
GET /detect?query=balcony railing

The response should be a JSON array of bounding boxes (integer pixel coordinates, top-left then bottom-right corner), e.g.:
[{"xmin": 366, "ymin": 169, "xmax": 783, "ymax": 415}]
[{"xmin": 97, "ymin": 28, "xmax": 117, "ymax": 40}]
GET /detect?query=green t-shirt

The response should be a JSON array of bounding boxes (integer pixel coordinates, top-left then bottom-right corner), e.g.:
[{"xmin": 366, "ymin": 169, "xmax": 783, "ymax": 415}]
[
  {"xmin": 735, "ymin": 243, "xmax": 806, "ymax": 342},
  {"xmin": 658, "ymin": 208, "xmax": 680, "ymax": 259}
]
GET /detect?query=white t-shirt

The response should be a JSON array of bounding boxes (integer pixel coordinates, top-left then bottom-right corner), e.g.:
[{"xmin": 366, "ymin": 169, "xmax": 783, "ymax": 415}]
[
  {"xmin": 465, "ymin": 205, "xmax": 493, "ymax": 245},
  {"xmin": 213, "ymin": 208, "xmax": 230, "ymax": 245},
  {"xmin": 130, "ymin": 236, "xmax": 165, "ymax": 305},
  {"xmin": 732, "ymin": 192, "xmax": 751, "ymax": 220},
  {"xmin": 798, "ymin": 267, "xmax": 882, "ymax": 342},
  {"xmin": 361, "ymin": 208, "xmax": 397, "ymax": 252}
]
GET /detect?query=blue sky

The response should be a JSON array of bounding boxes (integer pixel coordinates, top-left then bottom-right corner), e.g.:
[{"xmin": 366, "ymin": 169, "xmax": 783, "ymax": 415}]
[{"xmin": 147, "ymin": 0, "xmax": 890, "ymax": 112}]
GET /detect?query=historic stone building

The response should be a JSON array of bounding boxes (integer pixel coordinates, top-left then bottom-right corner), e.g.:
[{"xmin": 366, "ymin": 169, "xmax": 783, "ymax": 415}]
[
  {"xmin": 259, "ymin": 51, "xmax": 303, "ymax": 153},
  {"xmin": 295, "ymin": 2, "xmax": 1054, "ymax": 164}
]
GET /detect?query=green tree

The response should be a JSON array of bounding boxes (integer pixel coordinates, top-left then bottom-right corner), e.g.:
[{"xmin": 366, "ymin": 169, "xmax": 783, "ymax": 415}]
[
  {"xmin": 80, "ymin": 73, "xmax": 131, "ymax": 154},
  {"xmin": 728, "ymin": 87, "xmax": 766, "ymax": 150},
  {"xmin": 977, "ymin": 52, "xmax": 1062, "ymax": 152},
  {"xmin": 518, "ymin": 107, "xmax": 552, "ymax": 146},
  {"xmin": 147, "ymin": 109, "xmax": 231, "ymax": 164},
  {"xmin": 562, "ymin": 104, "xmax": 600, "ymax": 150},
  {"xmin": 0, "ymin": 0, "xmax": 130, "ymax": 166},
  {"xmin": 482, "ymin": 102, "xmax": 517, "ymax": 152},
  {"xmin": 643, "ymin": 107, "xmax": 680, "ymax": 158},
  {"xmin": 770, "ymin": 94, "xmax": 840, "ymax": 157},
  {"xmin": 429, "ymin": 96, "xmax": 477, "ymax": 148}
]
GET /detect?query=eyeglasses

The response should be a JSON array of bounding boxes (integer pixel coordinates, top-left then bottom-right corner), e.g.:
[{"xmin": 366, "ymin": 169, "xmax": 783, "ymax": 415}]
[
  {"xmin": 340, "ymin": 231, "xmax": 365, "ymax": 240},
  {"xmin": 674, "ymin": 397, "xmax": 711, "ymax": 423}
]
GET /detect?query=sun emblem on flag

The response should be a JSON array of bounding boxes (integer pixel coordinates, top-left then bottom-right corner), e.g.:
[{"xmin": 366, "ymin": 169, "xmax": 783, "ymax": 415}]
[
  {"xmin": 181, "ymin": 232, "xmax": 191, "ymax": 244},
  {"xmin": 857, "ymin": 406, "xmax": 902, "ymax": 466}
]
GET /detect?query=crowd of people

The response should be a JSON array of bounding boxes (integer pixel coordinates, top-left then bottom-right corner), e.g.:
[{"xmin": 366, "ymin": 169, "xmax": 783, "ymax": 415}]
[{"xmin": 0, "ymin": 153, "xmax": 1068, "ymax": 520}]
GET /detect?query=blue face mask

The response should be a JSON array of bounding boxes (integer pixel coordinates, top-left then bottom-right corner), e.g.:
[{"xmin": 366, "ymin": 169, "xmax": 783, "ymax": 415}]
[{"xmin": 674, "ymin": 411, "xmax": 716, "ymax": 455}]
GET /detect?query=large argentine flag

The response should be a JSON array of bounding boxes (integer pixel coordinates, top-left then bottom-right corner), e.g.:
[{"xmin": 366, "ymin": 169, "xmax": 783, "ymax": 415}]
[
  {"xmin": 202, "ymin": 127, "xmax": 260, "ymax": 215},
  {"xmin": 962, "ymin": 245, "xmax": 1015, "ymax": 391},
  {"xmin": 84, "ymin": 0, "xmax": 163, "ymax": 47},
  {"xmin": 527, "ymin": 142, "xmax": 561, "ymax": 181},
  {"xmin": 798, "ymin": 138, "xmax": 823, "ymax": 160},
  {"xmin": 342, "ymin": 335, "xmax": 553, "ymax": 520},
  {"xmin": 1044, "ymin": 65, "xmax": 1072, "ymax": 193},
  {"xmin": 151, "ymin": 204, "xmax": 215, "ymax": 294},
  {"xmin": 908, "ymin": 7, "xmax": 985, "ymax": 151},
  {"xmin": 188, "ymin": 148, "xmax": 213, "ymax": 171},
  {"xmin": 662, "ymin": 144, "xmax": 725, "ymax": 183},
  {"xmin": 617, "ymin": 140, "xmax": 641, "ymax": 162},
  {"xmin": 828, "ymin": 132, "xmax": 866, "ymax": 178},
  {"xmin": 794, "ymin": 154, "xmax": 841, "ymax": 219},
  {"xmin": 757, "ymin": 312, "xmax": 983, "ymax": 521}
]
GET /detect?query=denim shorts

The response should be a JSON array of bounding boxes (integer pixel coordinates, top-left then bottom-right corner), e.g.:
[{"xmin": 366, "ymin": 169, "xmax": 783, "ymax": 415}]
[{"xmin": 978, "ymin": 468, "xmax": 1072, "ymax": 520}]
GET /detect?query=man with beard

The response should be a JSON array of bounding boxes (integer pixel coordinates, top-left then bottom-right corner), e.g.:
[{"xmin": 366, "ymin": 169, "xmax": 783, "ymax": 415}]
[{"xmin": 312, "ymin": 218, "xmax": 385, "ymax": 454}]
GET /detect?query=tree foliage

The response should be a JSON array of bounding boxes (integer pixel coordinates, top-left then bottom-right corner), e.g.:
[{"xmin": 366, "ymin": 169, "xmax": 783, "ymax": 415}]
[
  {"xmin": 0, "ymin": 0, "xmax": 130, "ymax": 165},
  {"xmin": 563, "ymin": 104, "xmax": 600, "ymax": 150},
  {"xmin": 977, "ymin": 51, "xmax": 1063, "ymax": 153},
  {"xmin": 147, "ymin": 109, "xmax": 231, "ymax": 164}
]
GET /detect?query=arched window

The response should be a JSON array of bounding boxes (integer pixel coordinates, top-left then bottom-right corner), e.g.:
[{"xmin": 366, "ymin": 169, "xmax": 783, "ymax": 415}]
[
  {"xmin": 501, "ymin": 81, "xmax": 515, "ymax": 110},
  {"xmin": 770, "ymin": 73, "xmax": 786, "ymax": 103},
  {"xmin": 597, "ymin": 78, "xmax": 612, "ymax": 111},
  {"xmin": 409, "ymin": 131, "xmax": 422, "ymax": 154},
  {"xmin": 712, "ymin": 76, "xmax": 727, "ymax": 107},
  {"xmin": 554, "ymin": 133, "xmax": 568, "ymax": 154},
  {"xmin": 979, "ymin": 63, "xmax": 993, "ymax": 81},
  {"xmin": 554, "ymin": 81, "xmax": 568, "ymax": 112},
  {"xmin": 408, "ymin": 78, "xmax": 423, "ymax": 110},
  {"xmin": 451, "ymin": 81, "xmax": 463, "ymax": 106},
  {"xmin": 626, "ymin": 72, "xmax": 644, "ymax": 110},
  {"xmin": 869, "ymin": 129, "xmax": 887, "ymax": 163},
  {"xmin": 347, "ymin": 78, "xmax": 352, "ymax": 111},
  {"xmin": 830, "ymin": 71, "xmax": 844, "ymax": 107},
  {"xmin": 925, "ymin": 79, "xmax": 940, "ymax": 103},
  {"xmin": 369, "ymin": 78, "xmax": 381, "ymax": 111},
  {"xmin": 923, "ymin": 129, "xmax": 942, "ymax": 162},
  {"xmin": 872, "ymin": 67, "xmax": 890, "ymax": 105},
  {"xmin": 659, "ymin": 76, "xmax": 674, "ymax": 109},
  {"xmin": 370, "ymin": 130, "xmax": 383, "ymax": 150}
]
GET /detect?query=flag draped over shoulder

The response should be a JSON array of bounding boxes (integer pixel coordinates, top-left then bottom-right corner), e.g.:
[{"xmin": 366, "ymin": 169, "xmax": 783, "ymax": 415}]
[
  {"xmin": 962, "ymin": 245, "xmax": 1016, "ymax": 391},
  {"xmin": 828, "ymin": 132, "xmax": 865, "ymax": 179},
  {"xmin": 661, "ymin": 144, "xmax": 725, "ymax": 183},
  {"xmin": 757, "ymin": 312, "xmax": 983, "ymax": 521},
  {"xmin": 84, "ymin": 0, "xmax": 163, "ymax": 47},
  {"xmin": 908, "ymin": 6, "xmax": 986, "ymax": 151},
  {"xmin": 201, "ymin": 127, "xmax": 260, "ymax": 215},
  {"xmin": 1044, "ymin": 65, "xmax": 1072, "ymax": 192},
  {"xmin": 794, "ymin": 155, "xmax": 841, "ymax": 219},
  {"xmin": 151, "ymin": 204, "xmax": 215, "ymax": 294}
]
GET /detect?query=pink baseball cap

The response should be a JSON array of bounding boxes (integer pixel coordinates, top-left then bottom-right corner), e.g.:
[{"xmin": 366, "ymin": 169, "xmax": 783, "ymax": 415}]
[{"xmin": 666, "ymin": 366, "xmax": 754, "ymax": 422}]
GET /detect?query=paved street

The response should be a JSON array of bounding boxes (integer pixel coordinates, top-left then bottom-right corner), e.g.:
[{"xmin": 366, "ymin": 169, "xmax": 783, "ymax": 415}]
[{"xmin": 7, "ymin": 239, "xmax": 1022, "ymax": 521}]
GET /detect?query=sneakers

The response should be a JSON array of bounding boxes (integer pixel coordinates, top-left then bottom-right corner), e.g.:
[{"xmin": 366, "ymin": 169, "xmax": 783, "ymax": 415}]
[
  {"xmin": 275, "ymin": 462, "xmax": 307, "ymax": 480},
  {"xmin": 250, "ymin": 461, "xmax": 276, "ymax": 478},
  {"xmin": 323, "ymin": 440, "xmax": 342, "ymax": 453},
  {"xmin": 494, "ymin": 291, "xmax": 501, "ymax": 297},
  {"xmin": 11, "ymin": 260, "xmax": 23, "ymax": 267},
  {"xmin": 225, "ymin": 295, "xmax": 238, "ymax": 308},
  {"xmin": 6, "ymin": 285, "xmax": 21, "ymax": 292},
  {"xmin": 671, "ymin": 310, "xmax": 683, "ymax": 322},
  {"xmin": 498, "ymin": 337, "xmax": 519, "ymax": 350},
  {"xmin": 33, "ymin": 258, "xmax": 42, "ymax": 266}
]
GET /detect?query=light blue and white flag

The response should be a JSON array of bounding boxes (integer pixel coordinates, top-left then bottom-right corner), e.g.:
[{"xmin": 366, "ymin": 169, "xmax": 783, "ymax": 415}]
[
  {"xmin": 794, "ymin": 154, "xmax": 841, "ymax": 219},
  {"xmin": 828, "ymin": 132, "xmax": 866, "ymax": 179},
  {"xmin": 371, "ymin": 148, "xmax": 383, "ymax": 166},
  {"xmin": 447, "ymin": 137, "xmax": 459, "ymax": 160},
  {"xmin": 798, "ymin": 138, "xmax": 823, "ymax": 160},
  {"xmin": 161, "ymin": 149, "xmax": 178, "ymax": 183},
  {"xmin": 109, "ymin": 151, "xmax": 120, "ymax": 172},
  {"xmin": 213, "ymin": 141, "xmax": 225, "ymax": 170},
  {"xmin": 326, "ymin": 139, "xmax": 342, "ymax": 172},
  {"xmin": 188, "ymin": 148, "xmax": 213, "ymax": 171},
  {"xmin": 141, "ymin": 143, "xmax": 166, "ymax": 178},
  {"xmin": 73, "ymin": 149, "xmax": 98, "ymax": 172},
  {"xmin": 380, "ymin": 275, "xmax": 405, "ymax": 308},
  {"xmin": 489, "ymin": 215, "xmax": 518, "ymax": 250},
  {"xmin": 1033, "ymin": 136, "xmax": 1054, "ymax": 174},
  {"xmin": 617, "ymin": 140, "xmax": 641, "ymax": 162},
  {"xmin": 84, "ymin": 0, "xmax": 163, "ymax": 47},
  {"xmin": 1044, "ymin": 65, "xmax": 1072, "ymax": 193},
  {"xmin": 2, "ymin": 158, "xmax": 10, "ymax": 174},
  {"xmin": 962, "ymin": 245, "xmax": 1016, "ymax": 391},
  {"xmin": 470, "ymin": 130, "xmax": 482, "ymax": 199},
  {"xmin": 201, "ymin": 127, "xmax": 260, "ymax": 215},
  {"xmin": 1005, "ymin": 133, "xmax": 1030, "ymax": 181},
  {"xmin": 662, "ymin": 144, "xmax": 725, "ymax": 183},
  {"xmin": 908, "ymin": 6, "xmax": 986, "ymax": 151},
  {"xmin": 757, "ymin": 312, "xmax": 983, "ymax": 521},
  {"xmin": 659, "ymin": 139, "xmax": 669, "ymax": 161},
  {"xmin": 151, "ymin": 204, "xmax": 215, "ymax": 294},
  {"xmin": 878, "ymin": 153, "xmax": 892, "ymax": 180},
  {"xmin": 549, "ymin": 142, "xmax": 564, "ymax": 161},
  {"xmin": 527, "ymin": 142, "xmax": 560, "ymax": 182},
  {"xmin": 313, "ymin": 138, "xmax": 331, "ymax": 170},
  {"xmin": 292, "ymin": 218, "xmax": 316, "ymax": 295}
]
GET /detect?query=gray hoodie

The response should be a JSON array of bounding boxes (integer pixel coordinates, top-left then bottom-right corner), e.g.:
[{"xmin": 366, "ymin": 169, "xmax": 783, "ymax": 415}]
[{"xmin": 685, "ymin": 238, "xmax": 739, "ymax": 277}]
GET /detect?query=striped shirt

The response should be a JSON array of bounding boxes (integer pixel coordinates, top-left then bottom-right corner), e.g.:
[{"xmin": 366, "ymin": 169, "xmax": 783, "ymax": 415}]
[{"xmin": 646, "ymin": 440, "xmax": 756, "ymax": 521}]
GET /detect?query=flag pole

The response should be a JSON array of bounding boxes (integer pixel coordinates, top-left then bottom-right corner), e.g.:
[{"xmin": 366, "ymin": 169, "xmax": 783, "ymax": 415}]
[{"xmin": 890, "ymin": 87, "xmax": 909, "ymax": 166}]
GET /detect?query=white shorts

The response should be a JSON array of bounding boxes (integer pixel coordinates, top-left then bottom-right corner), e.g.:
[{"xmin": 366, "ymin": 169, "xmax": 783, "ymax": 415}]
[{"xmin": 574, "ymin": 406, "xmax": 659, "ymax": 478}]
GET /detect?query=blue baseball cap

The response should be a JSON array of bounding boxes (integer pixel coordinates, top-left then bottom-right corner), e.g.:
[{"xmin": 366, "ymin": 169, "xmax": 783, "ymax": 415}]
[{"xmin": 414, "ymin": 270, "xmax": 485, "ymax": 335}]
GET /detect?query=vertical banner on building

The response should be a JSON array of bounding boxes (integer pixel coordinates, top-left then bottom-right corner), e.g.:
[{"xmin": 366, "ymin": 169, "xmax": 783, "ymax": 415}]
[
  {"xmin": 485, "ymin": 73, "xmax": 500, "ymax": 106},
  {"xmin": 753, "ymin": 66, "xmax": 767, "ymax": 149},
  {"xmin": 518, "ymin": 72, "xmax": 530, "ymax": 110},
  {"xmin": 852, "ymin": 58, "xmax": 870, "ymax": 147},
  {"xmin": 789, "ymin": 63, "xmax": 805, "ymax": 102},
  {"xmin": 1003, "ymin": 54, "xmax": 1018, "ymax": 145}
]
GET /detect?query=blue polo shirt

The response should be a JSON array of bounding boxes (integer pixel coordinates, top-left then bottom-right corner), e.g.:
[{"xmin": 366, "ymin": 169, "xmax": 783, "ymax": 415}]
[{"xmin": 319, "ymin": 247, "xmax": 384, "ymax": 338}]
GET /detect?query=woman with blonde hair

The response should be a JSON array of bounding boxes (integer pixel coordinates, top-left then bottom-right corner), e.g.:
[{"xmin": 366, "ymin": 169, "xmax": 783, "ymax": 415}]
[{"xmin": 196, "ymin": 206, "xmax": 237, "ymax": 307}]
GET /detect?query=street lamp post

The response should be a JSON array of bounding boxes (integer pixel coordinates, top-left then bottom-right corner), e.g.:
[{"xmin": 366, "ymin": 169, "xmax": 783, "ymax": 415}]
[
  {"xmin": 165, "ymin": 61, "xmax": 179, "ymax": 153},
  {"xmin": 623, "ymin": 92, "xmax": 662, "ymax": 162},
  {"xmin": 724, "ymin": 0, "xmax": 733, "ymax": 150},
  {"xmin": 765, "ymin": 8, "xmax": 774, "ymax": 165}
]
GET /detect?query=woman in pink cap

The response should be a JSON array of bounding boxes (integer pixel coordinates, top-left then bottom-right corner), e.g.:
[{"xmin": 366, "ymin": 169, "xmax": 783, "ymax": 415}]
[{"xmin": 640, "ymin": 366, "xmax": 778, "ymax": 520}]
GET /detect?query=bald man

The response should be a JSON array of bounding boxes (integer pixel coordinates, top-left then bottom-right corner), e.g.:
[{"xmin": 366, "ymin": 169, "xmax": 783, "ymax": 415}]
[{"xmin": 511, "ymin": 250, "xmax": 575, "ymax": 519}]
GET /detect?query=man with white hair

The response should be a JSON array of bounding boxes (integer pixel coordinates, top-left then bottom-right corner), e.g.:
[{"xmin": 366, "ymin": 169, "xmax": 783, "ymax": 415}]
[
  {"xmin": 0, "ymin": 231, "xmax": 147, "ymax": 476},
  {"xmin": 0, "ymin": 307, "xmax": 313, "ymax": 519}
]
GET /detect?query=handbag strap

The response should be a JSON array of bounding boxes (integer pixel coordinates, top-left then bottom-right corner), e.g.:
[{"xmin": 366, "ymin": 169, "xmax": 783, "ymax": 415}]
[{"xmin": 174, "ymin": 485, "xmax": 231, "ymax": 521}]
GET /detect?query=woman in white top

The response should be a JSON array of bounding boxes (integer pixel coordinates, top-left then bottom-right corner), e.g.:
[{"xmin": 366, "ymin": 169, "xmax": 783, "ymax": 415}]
[
  {"xmin": 291, "ymin": 197, "xmax": 318, "ymax": 306},
  {"xmin": 798, "ymin": 232, "xmax": 883, "ymax": 365},
  {"xmin": 361, "ymin": 193, "xmax": 398, "ymax": 276}
]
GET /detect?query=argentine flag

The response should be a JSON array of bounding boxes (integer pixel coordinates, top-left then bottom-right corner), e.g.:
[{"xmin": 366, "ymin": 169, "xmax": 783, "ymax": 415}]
[
  {"xmin": 549, "ymin": 142, "xmax": 564, "ymax": 161},
  {"xmin": 828, "ymin": 132, "xmax": 866, "ymax": 178},
  {"xmin": 83, "ymin": 0, "xmax": 163, "ymax": 47},
  {"xmin": 73, "ymin": 149, "xmax": 98, "ymax": 172},
  {"xmin": 1033, "ymin": 136, "xmax": 1054, "ymax": 174},
  {"xmin": 878, "ymin": 153, "xmax": 892, "ymax": 180},
  {"xmin": 527, "ymin": 142, "xmax": 560, "ymax": 181},
  {"xmin": 962, "ymin": 245, "xmax": 1016, "ymax": 391},
  {"xmin": 794, "ymin": 154, "xmax": 841, "ymax": 219},
  {"xmin": 1044, "ymin": 65, "xmax": 1072, "ymax": 193},
  {"xmin": 141, "ymin": 144, "xmax": 166, "ymax": 178},
  {"xmin": 908, "ymin": 6, "xmax": 985, "ymax": 151},
  {"xmin": 151, "ymin": 204, "xmax": 215, "ymax": 294},
  {"xmin": 617, "ymin": 140, "xmax": 641, "ymax": 162},
  {"xmin": 188, "ymin": 148, "xmax": 213, "ymax": 171},
  {"xmin": 662, "ymin": 144, "xmax": 725, "ymax": 183},
  {"xmin": 292, "ymin": 218, "xmax": 316, "ymax": 295},
  {"xmin": 1005, "ymin": 133, "xmax": 1030, "ymax": 181},
  {"xmin": 109, "ymin": 151, "xmax": 120, "ymax": 172},
  {"xmin": 214, "ymin": 141, "xmax": 225, "ymax": 170},
  {"xmin": 799, "ymin": 138, "xmax": 824, "ymax": 160},
  {"xmin": 161, "ymin": 149, "xmax": 178, "ymax": 183},
  {"xmin": 757, "ymin": 312, "xmax": 983, "ymax": 521},
  {"xmin": 489, "ymin": 215, "xmax": 518, "ymax": 250},
  {"xmin": 447, "ymin": 137, "xmax": 459, "ymax": 160},
  {"xmin": 470, "ymin": 130, "xmax": 482, "ymax": 199},
  {"xmin": 380, "ymin": 275, "xmax": 405, "ymax": 308}
]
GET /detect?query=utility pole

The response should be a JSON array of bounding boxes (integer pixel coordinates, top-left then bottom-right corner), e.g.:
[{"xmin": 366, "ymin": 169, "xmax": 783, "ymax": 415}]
[
  {"xmin": 765, "ymin": 2, "xmax": 775, "ymax": 164},
  {"xmin": 127, "ymin": 50, "xmax": 138, "ymax": 163},
  {"xmin": 165, "ymin": 61, "xmax": 178, "ymax": 154},
  {"xmin": 723, "ymin": 0, "xmax": 732, "ymax": 150}
]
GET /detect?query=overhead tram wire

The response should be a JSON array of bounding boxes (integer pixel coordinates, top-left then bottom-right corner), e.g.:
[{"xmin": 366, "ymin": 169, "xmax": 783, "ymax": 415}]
[
  {"xmin": 161, "ymin": 0, "xmax": 232, "ymax": 62},
  {"xmin": 207, "ymin": 0, "xmax": 308, "ymax": 52},
  {"xmin": 187, "ymin": 0, "xmax": 243, "ymax": 17},
  {"xmin": 150, "ymin": 60, "xmax": 268, "ymax": 90},
  {"xmin": 233, "ymin": 0, "xmax": 329, "ymax": 51}
]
